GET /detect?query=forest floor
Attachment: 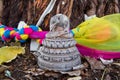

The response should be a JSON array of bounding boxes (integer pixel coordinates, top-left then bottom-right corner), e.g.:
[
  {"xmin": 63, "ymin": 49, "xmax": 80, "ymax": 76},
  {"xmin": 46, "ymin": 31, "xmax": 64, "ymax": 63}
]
[{"xmin": 0, "ymin": 42, "xmax": 120, "ymax": 80}]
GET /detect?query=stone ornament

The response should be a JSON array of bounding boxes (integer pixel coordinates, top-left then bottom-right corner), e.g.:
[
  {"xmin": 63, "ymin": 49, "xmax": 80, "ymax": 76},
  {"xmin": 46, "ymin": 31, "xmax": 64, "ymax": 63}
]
[{"xmin": 37, "ymin": 14, "xmax": 81, "ymax": 71}]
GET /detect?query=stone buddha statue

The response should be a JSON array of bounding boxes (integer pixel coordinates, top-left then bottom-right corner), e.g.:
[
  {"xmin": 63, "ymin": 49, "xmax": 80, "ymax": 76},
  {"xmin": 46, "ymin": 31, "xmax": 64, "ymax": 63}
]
[{"xmin": 37, "ymin": 14, "xmax": 81, "ymax": 71}]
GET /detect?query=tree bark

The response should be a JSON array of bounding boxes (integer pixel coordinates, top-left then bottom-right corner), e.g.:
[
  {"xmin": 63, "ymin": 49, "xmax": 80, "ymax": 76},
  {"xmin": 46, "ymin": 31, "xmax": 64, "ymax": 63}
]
[
  {"xmin": 1, "ymin": 0, "xmax": 120, "ymax": 30},
  {"xmin": 0, "ymin": 0, "xmax": 3, "ymax": 21}
]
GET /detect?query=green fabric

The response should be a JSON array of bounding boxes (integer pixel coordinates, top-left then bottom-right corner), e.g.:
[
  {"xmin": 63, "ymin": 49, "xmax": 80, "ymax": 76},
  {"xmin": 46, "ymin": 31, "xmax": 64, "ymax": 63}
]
[{"xmin": 72, "ymin": 14, "xmax": 120, "ymax": 51}]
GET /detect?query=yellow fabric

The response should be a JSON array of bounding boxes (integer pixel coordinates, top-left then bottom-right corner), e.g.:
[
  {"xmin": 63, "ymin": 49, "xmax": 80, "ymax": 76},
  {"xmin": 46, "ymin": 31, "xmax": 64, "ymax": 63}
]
[
  {"xmin": 20, "ymin": 34, "xmax": 29, "ymax": 40},
  {"xmin": 0, "ymin": 28, "xmax": 5, "ymax": 36},
  {"xmin": 72, "ymin": 14, "xmax": 120, "ymax": 51},
  {"xmin": 10, "ymin": 30, "xmax": 16, "ymax": 35}
]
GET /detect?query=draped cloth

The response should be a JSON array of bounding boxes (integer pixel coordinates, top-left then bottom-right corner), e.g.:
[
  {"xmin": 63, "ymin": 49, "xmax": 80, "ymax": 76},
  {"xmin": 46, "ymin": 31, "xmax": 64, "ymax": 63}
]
[{"xmin": 72, "ymin": 14, "xmax": 120, "ymax": 59}]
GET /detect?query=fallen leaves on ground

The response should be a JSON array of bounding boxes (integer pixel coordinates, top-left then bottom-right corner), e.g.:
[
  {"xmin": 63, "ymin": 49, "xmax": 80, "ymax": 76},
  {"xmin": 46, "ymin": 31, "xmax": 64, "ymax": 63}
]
[
  {"xmin": 85, "ymin": 56, "xmax": 105, "ymax": 69},
  {"xmin": 24, "ymin": 68, "xmax": 45, "ymax": 76},
  {"xmin": 0, "ymin": 43, "xmax": 119, "ymax": 80}
]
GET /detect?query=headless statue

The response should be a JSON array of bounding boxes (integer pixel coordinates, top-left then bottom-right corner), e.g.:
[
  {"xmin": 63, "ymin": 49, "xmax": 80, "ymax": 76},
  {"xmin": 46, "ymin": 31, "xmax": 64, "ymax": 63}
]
[{"xmin": 37, "ymin": 14, "xmax": 81, "ymax": 71}]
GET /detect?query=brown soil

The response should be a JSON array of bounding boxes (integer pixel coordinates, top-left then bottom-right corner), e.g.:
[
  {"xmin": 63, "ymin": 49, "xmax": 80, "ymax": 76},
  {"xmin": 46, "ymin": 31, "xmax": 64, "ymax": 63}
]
[{"xmin": 0, "ymin": 42, "xmax": 120, "ymax": 80}]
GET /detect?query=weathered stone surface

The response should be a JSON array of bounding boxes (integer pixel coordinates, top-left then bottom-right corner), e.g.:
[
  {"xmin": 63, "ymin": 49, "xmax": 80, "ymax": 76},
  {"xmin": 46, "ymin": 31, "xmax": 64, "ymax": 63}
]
[{"xmin": 37, "ymin": 14, "xmax": 81, "ymax": 71}]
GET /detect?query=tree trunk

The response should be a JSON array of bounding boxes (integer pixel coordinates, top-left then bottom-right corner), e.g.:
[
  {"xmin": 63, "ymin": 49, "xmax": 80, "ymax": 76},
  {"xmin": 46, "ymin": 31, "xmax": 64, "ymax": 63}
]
[
  {"xmin": 1, "ymin": 0, "xmax": 120, "ymax": 30},
  {"xmin": 0, "ymin": 0, "xmax": 3, "ymax": 21}
]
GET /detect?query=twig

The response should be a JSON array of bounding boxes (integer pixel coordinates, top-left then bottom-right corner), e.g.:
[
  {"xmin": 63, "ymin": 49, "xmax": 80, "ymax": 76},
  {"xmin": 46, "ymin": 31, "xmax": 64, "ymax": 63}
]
[{"xmin": 101, "ymin": 68, "xmax": 107, "ymax": 80}]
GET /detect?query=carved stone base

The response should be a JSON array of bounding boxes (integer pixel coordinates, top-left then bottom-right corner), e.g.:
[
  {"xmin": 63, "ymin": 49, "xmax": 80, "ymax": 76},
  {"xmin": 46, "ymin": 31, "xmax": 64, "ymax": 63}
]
[{"xmin": 37, "ymin": 38, "xmax": 81, "ymax": 71}]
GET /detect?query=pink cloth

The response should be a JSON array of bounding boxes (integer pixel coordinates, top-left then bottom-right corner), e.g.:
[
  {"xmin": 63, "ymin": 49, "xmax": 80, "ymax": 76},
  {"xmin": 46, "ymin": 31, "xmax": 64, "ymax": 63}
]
[
  {"xmin": 29, "ymin": 31, "xmax": 48, "ymax": 39},
  {"xmin": 76, "ymin": 44, "xmax": 120, "ymax": 59}
]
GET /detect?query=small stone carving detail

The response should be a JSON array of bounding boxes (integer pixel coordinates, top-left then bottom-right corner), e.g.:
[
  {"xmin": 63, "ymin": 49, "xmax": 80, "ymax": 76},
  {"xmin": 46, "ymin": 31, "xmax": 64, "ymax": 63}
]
[{"xmin": 37, "ymin": 14, "xmax": 81, "ymax": 71}]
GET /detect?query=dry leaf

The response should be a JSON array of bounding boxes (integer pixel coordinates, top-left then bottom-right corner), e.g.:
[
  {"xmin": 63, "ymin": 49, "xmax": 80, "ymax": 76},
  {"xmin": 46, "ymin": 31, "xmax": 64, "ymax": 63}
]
[
  {"xmin": 0, "ymin": 65, "xmax": 9, "ymax": 73},
  {"xmin": 44, "ymin": 71, "xmax": 61, "ymax": 78},
  {"xmin": 24, "ymin": 74, "xmax": 33, "ymax": 80},
  {"xmin": 112, "ymin": 63, "xmax": 120, "ymax": 66},
  {"xmin": 61, "ymin": 70, "xmax": 81, "ymax": 76},
  {"xmin": 67, "ymin": 76, "xmax": 82, "ymax": 80},
  {"xmin": 0, "ymin": 46, "xmax": 25, "ymax": 65},
  {"xmin": 105, "ymin": 74, "xmax": 111, "ymax": 80},
  {"xmin": 85, "ymin": 56, "xmax": 105, "ymax": 69},
  {"xmin": 24, "ymin": 68, "xmax": 45, "ymax": 76}
]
